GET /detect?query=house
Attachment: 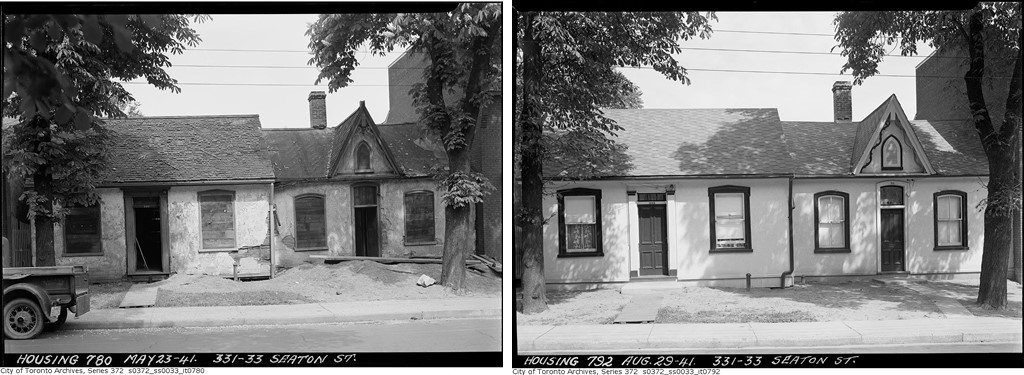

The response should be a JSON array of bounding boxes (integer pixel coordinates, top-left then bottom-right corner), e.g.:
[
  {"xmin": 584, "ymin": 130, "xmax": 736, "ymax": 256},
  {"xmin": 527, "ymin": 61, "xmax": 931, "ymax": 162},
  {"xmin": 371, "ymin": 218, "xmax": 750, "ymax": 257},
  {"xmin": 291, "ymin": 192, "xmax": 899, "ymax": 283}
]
[{"xmin": 535, "ymin": 81, "xmax": 989, "ymax": 288}]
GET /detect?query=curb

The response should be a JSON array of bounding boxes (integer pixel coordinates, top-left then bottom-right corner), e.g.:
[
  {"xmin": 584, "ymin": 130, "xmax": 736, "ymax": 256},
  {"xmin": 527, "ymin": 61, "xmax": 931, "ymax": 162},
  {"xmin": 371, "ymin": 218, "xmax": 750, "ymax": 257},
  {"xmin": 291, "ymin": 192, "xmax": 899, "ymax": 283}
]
[
  {"xmin": 63, "ymin": 307, "xmax": 501, "ymax": 330},
  {"xmin": 517, "ymin": 318, "xmax": 1023, "ymax": 351}
]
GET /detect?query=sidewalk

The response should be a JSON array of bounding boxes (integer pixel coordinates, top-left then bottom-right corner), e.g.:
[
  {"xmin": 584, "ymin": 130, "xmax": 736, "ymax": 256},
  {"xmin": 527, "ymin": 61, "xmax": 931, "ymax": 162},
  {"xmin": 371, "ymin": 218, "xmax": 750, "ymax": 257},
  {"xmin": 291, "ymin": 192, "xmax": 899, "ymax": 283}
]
[
  {"xmin": 517, "ymin": 316, "xmax": 1023, "ymax": 351},
  {"xmin": 65, "ymin": 297, "xmax": 500, "ymax": 330}
]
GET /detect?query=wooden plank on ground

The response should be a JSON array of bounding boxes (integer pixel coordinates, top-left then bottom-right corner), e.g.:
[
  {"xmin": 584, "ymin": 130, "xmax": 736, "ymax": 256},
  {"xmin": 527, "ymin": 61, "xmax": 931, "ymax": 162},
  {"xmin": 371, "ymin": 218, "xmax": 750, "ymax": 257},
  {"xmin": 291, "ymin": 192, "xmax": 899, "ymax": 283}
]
[
  {"xmin": 613, "ymin": 294, "xmax": 664, "ymax": 324},
  {"xmin": 119, "ymin": 284, "xmax": 159, "ymax": 308},
  {"xmin": 309, "ymin": 255, "xmax": 483, "ymax": 265}
]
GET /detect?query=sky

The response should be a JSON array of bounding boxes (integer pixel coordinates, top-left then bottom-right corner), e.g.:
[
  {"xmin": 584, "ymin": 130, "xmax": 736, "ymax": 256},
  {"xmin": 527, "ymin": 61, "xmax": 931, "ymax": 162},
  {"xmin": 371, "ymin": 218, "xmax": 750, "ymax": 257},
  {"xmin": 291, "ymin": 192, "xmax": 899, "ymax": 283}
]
[
  {"xmin": 123, "ymin": 12, "xmax": 936, "ymax": 130},
  {"xmin": 616, "ymin": 11, "xmax": 936, "ymax": 122},
  {"xmin": 123, "ymin": 14, "xmax": 402, "ymax": 128}
]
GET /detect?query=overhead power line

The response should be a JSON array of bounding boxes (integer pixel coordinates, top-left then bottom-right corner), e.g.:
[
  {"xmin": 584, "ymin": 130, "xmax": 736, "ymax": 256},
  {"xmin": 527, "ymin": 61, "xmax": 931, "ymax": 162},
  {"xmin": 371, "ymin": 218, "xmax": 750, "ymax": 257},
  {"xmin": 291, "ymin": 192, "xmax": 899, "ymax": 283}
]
[
  {"xmin": 121, "ymin": 82, "xmax": 408, "ymax": 87},
  {"xmin": 619, "ymin": 66, "xmax": 1013, "ymax": 79}
]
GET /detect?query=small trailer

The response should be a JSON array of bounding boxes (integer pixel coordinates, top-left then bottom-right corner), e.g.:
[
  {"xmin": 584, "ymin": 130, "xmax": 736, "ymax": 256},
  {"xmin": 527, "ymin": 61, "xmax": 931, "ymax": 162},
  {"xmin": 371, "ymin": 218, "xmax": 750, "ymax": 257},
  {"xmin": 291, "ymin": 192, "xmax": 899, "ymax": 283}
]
[{"xmin": 3, "ymin": 265, "xmax": 91, "ymax": 339}]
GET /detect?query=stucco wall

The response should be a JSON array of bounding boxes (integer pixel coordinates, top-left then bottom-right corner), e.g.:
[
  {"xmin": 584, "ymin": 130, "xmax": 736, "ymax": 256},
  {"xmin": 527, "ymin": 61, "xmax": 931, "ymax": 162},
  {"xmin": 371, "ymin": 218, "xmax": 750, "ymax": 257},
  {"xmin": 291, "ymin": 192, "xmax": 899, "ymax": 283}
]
[
  {"xmin": 273, "ymin": 179, "xmax": 445, "ymax": 267},
  {"xmin": 793, "ymin": 177, "xmax": 987, "ymax": 277},
  {"xmin": 167, "ymin": 184, "xmax": 271, "ymax": 276},
  {"xmin": 54, "ymin": 188, "xmax": 126, "ymax": 281},
  {"xmin": 542, "ymin": 181, "xmax": 632, "ymax": 284},
  {"xmin": 664, "ymin": 179, "xmax": 791, "ymax": 285}
]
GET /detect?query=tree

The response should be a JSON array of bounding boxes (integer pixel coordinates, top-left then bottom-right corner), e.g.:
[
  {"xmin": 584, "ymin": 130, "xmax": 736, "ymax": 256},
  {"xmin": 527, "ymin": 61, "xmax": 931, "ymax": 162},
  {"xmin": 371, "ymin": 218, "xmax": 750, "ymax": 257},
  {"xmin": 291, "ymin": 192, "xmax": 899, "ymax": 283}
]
[
  {"xmin": 834, "ymin": 3, "xmax": 1021, "ymax": 308},
  {"xmin": 2, "ymin": 14, "xmax": 208, "ymax": 266},
  {"xmin": 515, "ymin": 11, "xmax": 716, "ymax": 313},
  {"xmin": 306, "ymin": 4, "xmax": 501, "ymax": 290}
]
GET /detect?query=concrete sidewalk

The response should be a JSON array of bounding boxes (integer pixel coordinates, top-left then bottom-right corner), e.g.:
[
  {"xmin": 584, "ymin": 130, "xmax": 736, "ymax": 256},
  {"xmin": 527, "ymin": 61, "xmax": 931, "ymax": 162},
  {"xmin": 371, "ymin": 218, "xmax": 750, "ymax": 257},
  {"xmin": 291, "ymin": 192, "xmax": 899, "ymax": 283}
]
[
  {"xmin": 65, "ymin": 297, "xmax": 500, "ymax": 330},
  {"xmin": 518, "ymin": 317, "xmax": 1023, "ymax": 351}
]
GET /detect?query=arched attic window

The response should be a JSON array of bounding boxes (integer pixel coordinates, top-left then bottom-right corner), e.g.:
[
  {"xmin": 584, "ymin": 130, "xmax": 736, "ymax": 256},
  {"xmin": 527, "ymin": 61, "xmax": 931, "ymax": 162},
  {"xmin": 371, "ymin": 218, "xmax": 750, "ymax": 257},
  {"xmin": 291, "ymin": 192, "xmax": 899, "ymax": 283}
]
[
  {"xmin": 356, "ymin": 141, "xmax": 372, "ymax": 173},
  {"xmin": 882, "ymin": 135, "xmax": 902, "ymax": 170}
]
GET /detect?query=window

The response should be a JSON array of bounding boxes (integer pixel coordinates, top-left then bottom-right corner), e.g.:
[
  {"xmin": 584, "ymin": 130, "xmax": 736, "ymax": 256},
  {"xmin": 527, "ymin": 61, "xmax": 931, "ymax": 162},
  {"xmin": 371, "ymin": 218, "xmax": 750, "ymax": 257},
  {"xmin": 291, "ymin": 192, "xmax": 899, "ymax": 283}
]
[
  {"xmin": 404, "ymin": 191, "xmax": 435, "ymax": 244},
  {"xmin": 814, "ymin": 191, "xmax": 850, "ymax": 252},
  {"xmin": 294, "ymin": 194, "xmax": 326, "ymax": 250},
  {"xmin": 199, "ymin": 190, "xmax": 236, "ymax": 249},
  {"xmin": 708, "ymin": 185, "xmax": 752, "ymax": 252},
  {"xmin": 882, "ymin": 136, "xmax": 902, "ymax": 170},
  {"xmin": 880, "ymin": 185, "xmax": 904, "ymax": 206},
  {"xmin": 356, "ymin": 142, "xmax": 372, "ymax": 172},
  {"xmin": 934, "ymin": 190, "xmax": 968, "ymax": 250},
  {"xmin": 64, "ymin": 204, "xmax": 102, "ymax": 255},
  {"xmin": 557, "ymin": 188, "xmax": 602, "ymax": 257}
]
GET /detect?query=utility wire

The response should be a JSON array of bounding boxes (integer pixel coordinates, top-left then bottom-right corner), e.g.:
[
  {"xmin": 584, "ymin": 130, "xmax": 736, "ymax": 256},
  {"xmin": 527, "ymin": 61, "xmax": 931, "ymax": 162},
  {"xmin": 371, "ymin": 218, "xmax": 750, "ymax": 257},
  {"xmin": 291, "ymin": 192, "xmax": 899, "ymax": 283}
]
[{"xmin": 121, "ymin": 82, "xmax": 408, "ymax": 87}]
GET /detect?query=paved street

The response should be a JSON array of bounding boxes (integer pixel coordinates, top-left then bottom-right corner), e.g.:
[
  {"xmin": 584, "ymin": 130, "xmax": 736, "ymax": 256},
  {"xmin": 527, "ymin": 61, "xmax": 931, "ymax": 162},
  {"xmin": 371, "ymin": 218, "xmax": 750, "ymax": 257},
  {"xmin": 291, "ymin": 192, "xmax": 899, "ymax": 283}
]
[
  {"xmin": 5, "ymin": 318, "xmax": 500, "ymax": 353},
  {"xmin": 520, "ymin": 341, "xmax": 1023, "ymax": 355}
]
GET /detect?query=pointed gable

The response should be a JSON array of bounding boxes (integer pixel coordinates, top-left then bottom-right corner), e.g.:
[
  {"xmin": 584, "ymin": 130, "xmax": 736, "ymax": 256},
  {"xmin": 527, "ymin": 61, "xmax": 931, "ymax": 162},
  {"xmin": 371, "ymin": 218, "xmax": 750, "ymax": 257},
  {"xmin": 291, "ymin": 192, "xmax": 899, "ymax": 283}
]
[
  {"xmin": 328, "ymin": 102, "xmax": 404, "ymax": 177},
  {"xmin": 850, "ymin": 95, "xmax": 935, "ymax": 175}
]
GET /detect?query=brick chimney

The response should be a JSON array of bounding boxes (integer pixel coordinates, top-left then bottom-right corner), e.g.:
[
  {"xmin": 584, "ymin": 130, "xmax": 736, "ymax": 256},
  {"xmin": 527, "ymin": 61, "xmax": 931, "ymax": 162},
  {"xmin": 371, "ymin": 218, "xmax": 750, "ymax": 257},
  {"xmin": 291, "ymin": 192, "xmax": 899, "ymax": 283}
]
[
  {"xmin": 832, "ymin": 81, "xmax": 853, "ymax": 122},
  {"xmin": 308, "ymin": 91, "xmax": 327, "ymax": 129}
]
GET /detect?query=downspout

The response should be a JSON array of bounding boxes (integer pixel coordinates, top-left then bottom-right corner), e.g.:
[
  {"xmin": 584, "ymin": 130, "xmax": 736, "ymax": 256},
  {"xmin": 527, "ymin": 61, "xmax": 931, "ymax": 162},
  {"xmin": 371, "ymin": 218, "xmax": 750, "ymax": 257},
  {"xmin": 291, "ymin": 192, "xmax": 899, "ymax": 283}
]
[
  {"xmin": 269, "ymin": 182, "xmax": 276, "ymax": 279},
  {"xmin": 781, "ymin": 175, "xmax": 795, "ymax": 288}
]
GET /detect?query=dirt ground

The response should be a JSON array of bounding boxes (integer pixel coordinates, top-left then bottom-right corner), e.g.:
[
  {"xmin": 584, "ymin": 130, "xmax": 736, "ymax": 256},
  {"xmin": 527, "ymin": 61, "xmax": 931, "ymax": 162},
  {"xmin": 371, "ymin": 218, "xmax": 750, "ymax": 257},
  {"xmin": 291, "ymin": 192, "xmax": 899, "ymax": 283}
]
[
  {"xmin": 90, "ymin": 261, "xmax": 501, "ymax": 309},
  {"xmin": 516, "ymin": 279, "xmax": 1023, "ymax": 325}
]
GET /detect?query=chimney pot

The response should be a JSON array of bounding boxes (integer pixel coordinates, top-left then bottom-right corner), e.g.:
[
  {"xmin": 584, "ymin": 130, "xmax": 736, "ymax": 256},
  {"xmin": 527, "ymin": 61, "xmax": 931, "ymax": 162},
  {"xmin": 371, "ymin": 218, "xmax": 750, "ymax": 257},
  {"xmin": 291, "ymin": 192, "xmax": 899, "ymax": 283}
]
[
  {"xmin": 832, "ymin": 81, "xmax": 853, "ymax": 122},
  {"xmin": 308, "ymin": 91, "xmax": 327, "ymax": 129}
]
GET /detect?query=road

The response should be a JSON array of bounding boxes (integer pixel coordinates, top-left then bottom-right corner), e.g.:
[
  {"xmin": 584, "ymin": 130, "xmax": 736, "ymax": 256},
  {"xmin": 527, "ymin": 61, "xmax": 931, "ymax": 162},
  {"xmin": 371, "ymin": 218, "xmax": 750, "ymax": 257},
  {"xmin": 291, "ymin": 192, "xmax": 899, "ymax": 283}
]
[
  {"xmin": 5, "ymin": 318, "xmax": 500, "ymax": 353},
  {"xmin": 519, "ymin": 341, "xmax": 1023, "ymax": 355}
]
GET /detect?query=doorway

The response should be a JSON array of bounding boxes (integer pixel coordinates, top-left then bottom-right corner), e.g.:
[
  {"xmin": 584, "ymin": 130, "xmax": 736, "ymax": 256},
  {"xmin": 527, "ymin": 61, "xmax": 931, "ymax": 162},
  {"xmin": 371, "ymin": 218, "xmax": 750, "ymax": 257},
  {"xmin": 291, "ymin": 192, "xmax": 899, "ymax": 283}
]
[
  {"xmin": 638, "ymin": 204, "xmax": 669, "ymax": 276},
  {"xmin": 353, "ymin": 185, "xmax": 379, "ymax": 257},
  {"xmin": 125, "ymin": 190, "xmax": 170, "ymax": 275},
  {"xmin": 880, "ymin": 208, "xmax": 905, "ymax": 272}
]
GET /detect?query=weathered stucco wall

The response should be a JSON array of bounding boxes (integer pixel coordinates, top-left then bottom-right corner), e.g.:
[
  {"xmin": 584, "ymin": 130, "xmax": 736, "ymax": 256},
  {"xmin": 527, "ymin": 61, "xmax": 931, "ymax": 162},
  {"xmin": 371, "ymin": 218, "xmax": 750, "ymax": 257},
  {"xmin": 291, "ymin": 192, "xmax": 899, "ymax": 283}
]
[
  {"xmin": 542, "ymin": 181, "xmax": 631, "ymax": 284},
  {"xmin": 793, "ymin": 177, "xmax": 987, "ymax": 278},
  {"xmin": 167, "ymin": 184, "xmax": 271, "ymax": 276},
  {"xmin": 273, "ymin": 178, "xmax": 445, "ymax": 267},
  {"xmin": 54, "ymin": 188, "xmax": 126, "ymax": 281}
]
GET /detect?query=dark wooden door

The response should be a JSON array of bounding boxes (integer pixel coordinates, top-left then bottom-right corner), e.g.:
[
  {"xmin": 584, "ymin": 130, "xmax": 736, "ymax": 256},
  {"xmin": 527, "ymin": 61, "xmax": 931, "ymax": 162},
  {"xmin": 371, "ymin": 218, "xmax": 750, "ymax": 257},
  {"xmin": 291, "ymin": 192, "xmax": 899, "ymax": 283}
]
[
  {"xmin": 881, "ymin": 209, "xmax": 904, "ymax": 272},
  {"xmin": 354, "ymin": 207, "xmax": 379, "ymax": 257},
  {"xmin": 638, "ymin": 205, "xmax": 668, "ymax": 276}
]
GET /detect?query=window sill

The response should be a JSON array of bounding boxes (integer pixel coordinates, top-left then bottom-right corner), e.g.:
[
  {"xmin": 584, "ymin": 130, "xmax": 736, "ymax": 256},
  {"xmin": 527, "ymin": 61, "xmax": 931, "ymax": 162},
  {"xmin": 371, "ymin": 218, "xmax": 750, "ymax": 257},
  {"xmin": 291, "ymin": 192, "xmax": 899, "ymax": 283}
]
[
  {"xmin": 294, "ymin": 247, "xmax": 329, "ymax": 252},
  {"xmin": 557, "ymin": 251, "xmax": 604, "ymax": 258},
  {"xmin": 709, "ymin": 248, "xmax": 753, "ymax": 253},
  {"xmin": 63, "ymin": 252, "xmax": 104, "ymax": 257},
  {"xmin": 814, "ymin": 248, "xmax": 852, "ymax": 254},
  {"xmin": 404, "ymin": 241, "xmax": 437, "ymax": 246},
  {"xmin": 199, "ymin": 248, "xmax": 238, "ymax": 253},
  {"xmin": 934, "ymin": 246, "xmax": 969, "ymax": 251},
  {"xmin": 355, "ymin": 169, "xmax": 374, "ymax": 174},
  {"xmin": 881, "ymin": 167, "xmax": 902, "ymax": 171}
]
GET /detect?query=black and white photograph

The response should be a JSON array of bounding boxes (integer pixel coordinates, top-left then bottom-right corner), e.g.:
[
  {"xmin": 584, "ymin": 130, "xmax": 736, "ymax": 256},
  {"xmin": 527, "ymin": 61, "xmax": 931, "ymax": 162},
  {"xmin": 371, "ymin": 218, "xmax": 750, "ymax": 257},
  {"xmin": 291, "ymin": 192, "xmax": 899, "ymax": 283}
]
[
  {"xmin": 513, "ymin": 3, "xmax": 1021, "ymax": 365},
  {"xmin": 2, "ymin": 2, "xmax": 504, "ymax": 368}
]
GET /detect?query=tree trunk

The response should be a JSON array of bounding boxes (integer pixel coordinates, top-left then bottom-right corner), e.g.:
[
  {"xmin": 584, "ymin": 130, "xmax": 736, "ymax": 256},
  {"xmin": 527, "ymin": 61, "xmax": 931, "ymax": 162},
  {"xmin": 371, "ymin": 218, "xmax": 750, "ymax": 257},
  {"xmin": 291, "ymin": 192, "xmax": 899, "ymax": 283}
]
[
  {"xmin": 977, "ymin": 150, "xmax": 1013, "ymax": 308},
  {"xmin": 1013, "ymin": 207, "xmax": 1022, "ymax": 283},
  {"xmin": 440, "ymin": 150, "xmax": 475, "ymax": 290},
  {"xmin": 519, "ymin": 12, "xmax": 549, "ymax": 314},
  {"xmin": 32, "ymin": 172, "xmax": 55, "ymax": 267}
]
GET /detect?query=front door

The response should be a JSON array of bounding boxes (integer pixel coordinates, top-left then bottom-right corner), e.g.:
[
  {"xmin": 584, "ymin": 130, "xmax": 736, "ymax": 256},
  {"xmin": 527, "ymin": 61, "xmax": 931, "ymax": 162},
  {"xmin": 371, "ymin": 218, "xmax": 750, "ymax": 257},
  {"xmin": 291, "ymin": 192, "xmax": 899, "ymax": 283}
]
[
  {"xmin": 638, "ymin": 205, "xmax": 668, "ymax": 276},
  {"xmin": 880, "ymin": 208, "xmax": 905, "ymax": 272}
]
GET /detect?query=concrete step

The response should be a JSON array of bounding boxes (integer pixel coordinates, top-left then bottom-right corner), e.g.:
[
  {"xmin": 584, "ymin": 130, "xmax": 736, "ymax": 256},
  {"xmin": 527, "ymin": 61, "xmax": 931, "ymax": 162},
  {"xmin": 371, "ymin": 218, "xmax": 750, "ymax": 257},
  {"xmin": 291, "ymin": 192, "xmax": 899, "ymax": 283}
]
[{"xmin": 620, "ymin": 280, "xmax": 680, "ymax": 295}]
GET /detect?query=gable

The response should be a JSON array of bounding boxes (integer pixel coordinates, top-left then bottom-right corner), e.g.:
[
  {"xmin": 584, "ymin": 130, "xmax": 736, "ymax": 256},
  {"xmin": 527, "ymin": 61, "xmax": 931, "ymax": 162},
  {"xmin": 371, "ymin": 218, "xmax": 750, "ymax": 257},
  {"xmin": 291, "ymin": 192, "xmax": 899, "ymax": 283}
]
[
  {"xmin": 328, "ymin": 103, "xmax": 403, "ymax": 178},
  {"xmin": 851, "ymin": 95, "xmax": 935, "ymax": 175}
]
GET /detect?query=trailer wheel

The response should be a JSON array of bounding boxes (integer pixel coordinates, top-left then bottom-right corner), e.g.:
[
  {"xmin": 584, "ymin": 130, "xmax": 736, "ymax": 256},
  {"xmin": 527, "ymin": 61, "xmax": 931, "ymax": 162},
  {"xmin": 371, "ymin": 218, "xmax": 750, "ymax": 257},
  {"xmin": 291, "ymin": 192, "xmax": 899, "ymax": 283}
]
[
  {"xmin": 4, "ymin": 298, "xmax": 44, "ymax": 340},
  {"xmin": 43, "ymin": 307, "xmax": 68, "ymax": 332}
]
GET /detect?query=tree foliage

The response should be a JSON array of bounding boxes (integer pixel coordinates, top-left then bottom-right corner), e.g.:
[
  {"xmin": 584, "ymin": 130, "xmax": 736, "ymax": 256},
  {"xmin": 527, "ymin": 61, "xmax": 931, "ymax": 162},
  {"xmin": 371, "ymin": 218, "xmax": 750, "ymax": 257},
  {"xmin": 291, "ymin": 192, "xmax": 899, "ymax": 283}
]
[
  {"xmin": 834, "ymin": 3, "xmax": 1021, "ymax": 308},
  {"xmin": 2, "ymin": 14, "xmax": 208, "ymax": 265},
  {"xmin": 307, "ymin": 4, "xmax": 501, "ymax": 290},
  {"xmin": 515, "ymin": 11, "xmax": 716, "ymax": 313}
]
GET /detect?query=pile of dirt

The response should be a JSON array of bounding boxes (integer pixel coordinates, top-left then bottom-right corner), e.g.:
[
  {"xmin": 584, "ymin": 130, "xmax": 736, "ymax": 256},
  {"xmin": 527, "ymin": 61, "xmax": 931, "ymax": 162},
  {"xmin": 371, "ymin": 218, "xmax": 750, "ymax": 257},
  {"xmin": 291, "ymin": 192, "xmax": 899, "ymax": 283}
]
[{"xmin": 136, "ymin": 260, "xmax": 500, "ymax": 307}]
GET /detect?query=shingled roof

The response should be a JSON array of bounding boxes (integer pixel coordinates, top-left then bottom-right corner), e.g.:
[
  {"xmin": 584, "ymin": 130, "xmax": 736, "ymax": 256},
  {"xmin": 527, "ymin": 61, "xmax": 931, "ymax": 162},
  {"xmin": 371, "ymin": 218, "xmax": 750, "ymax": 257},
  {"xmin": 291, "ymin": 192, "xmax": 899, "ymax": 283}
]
[
  {"xmin": 262, "ymin": 128, "xmax": 335, "ymax": 180},
  {"xmin": 99, "ymin": 115, "xmax": 275, "ymax": 184},
  {"xmin": 558, "ymin": 100, "xmax": 987, "ymax": 178}
]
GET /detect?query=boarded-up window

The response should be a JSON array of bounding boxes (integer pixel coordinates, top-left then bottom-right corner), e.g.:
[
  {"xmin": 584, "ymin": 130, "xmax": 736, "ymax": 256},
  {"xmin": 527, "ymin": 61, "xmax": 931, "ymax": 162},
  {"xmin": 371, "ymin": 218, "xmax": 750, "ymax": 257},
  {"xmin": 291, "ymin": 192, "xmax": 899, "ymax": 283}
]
[
  {"xmin": 199, "ymin": 191, "xmax": 235, "ymax": 249},
  {"xmin": 404, "ymin": 191, "xmax": 435, "ymax": 244},
  {"xmin": 65, "ymin": 205, "xmax": 102, "ymax": 255},
  {"xmin": 354, "ymin": 185, "xmax": 377, "ymax": 206},
  {"xmin": 295, "ymin": 194, "xmax": 326, "ymax": 249},
  {"xmin": 356, "ymin": 142, "xmax": 371, "ymax": 171}
]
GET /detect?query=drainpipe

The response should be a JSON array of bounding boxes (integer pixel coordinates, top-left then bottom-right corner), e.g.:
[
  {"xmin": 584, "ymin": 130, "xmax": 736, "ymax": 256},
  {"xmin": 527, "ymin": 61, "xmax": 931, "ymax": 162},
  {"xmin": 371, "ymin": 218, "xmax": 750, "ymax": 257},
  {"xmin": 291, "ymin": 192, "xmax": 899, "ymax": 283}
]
[
  {"xmin": 781, "ymin": 176, "xmax": 795, "ymax": 288},
  {"xmin": 269, "ymin": 182, "xmax": 276, "ymax": 279}
]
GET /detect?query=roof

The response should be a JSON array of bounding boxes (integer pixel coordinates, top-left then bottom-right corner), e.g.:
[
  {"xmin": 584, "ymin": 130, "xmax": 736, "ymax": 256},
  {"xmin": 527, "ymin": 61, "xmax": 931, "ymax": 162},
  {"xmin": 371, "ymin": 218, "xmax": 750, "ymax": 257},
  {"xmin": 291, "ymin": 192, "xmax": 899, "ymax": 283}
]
[
  {"xmin": 377, "ymin": 123, "xmax": 447, "ymax": 176},
  {"xmin": 100, "ymin": 115, "xmax": 275, "ymax": 183},
  {"xmin": 781, "ymin": 121, "xmax": 859, "ymax": 175},
  {"xmin": 589, "ymin": 108, "xmax": 793, "ymax": 176},
  {"xmin": 262, "ymin": 128, "xmax": 335, "ymax": 180},
  {"xmin": 908, "ymin": 120, "xmax": 988, "ymax": 175}
]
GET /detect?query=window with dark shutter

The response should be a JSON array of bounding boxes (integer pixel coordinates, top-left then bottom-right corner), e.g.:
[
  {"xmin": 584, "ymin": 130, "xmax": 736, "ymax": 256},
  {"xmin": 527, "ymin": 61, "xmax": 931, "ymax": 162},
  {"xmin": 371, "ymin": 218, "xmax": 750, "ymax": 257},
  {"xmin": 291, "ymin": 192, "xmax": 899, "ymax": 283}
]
[
  {"xmin": 64, "ymin": 205, "xmax": 102, "ymax": 255},
  {"xmin": 404, "ymin": 191, "xmax": 435, "ymax": 244},
  {"xmin": 199, "ymin": 190, "xmax": 236, "ymax": 249},
  {"xmin": 295, "ymin": 194, "xmax": 327, "ymax": 250}
]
